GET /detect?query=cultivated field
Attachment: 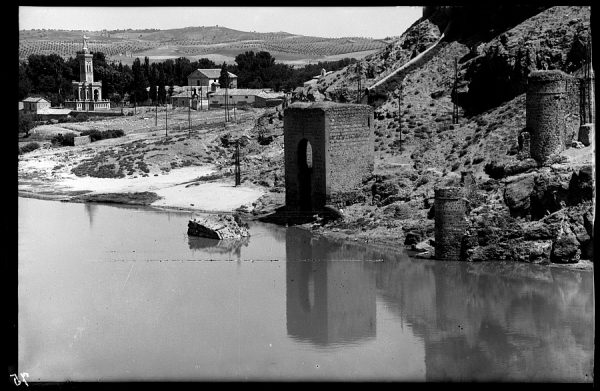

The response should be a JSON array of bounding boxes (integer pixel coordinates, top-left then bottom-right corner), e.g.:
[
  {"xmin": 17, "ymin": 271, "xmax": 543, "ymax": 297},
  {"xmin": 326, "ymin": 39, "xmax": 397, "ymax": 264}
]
[{"xmin": 19, "ymin": 26, "xmax": 386, "ymax": 63}]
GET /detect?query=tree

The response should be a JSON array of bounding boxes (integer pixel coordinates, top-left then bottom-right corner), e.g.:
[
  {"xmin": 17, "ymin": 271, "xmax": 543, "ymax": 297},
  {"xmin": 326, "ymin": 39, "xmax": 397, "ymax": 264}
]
[
  {"xmin": 149, "ymin": 66, "xmax": 158, "ymax": 104},
  {"xmin": 18, "ymin": 62, "xmax": 32, "ymax": 100},
  {"xmin": 131, "ymin": 57, "xmax": 148, "ymax": 103},
  {"xmin": 158, "ymin": 69, "xmax": 167, "ymax": 104},
  {"xmin": 19, "ymin": 112, "xmax": 35, "ymax": 137},
  {"xmin": 218, "ymin": 62, "xmax": 230, "ymax": 89}
]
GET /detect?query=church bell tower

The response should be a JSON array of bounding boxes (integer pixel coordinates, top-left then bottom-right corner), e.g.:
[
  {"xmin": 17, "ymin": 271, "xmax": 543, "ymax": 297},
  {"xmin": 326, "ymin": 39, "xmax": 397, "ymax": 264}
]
[{"xmin": 78, "ymin": 36, "xmax": 94, "ymax": 83}]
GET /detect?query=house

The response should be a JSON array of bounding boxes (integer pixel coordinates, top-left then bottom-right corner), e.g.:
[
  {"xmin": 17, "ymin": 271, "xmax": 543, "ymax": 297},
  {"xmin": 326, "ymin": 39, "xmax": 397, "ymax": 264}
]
[
  {"xmin": 209, "ymin": 89, "xmax": 284, "ymax": 108},
  {"xmin": 187, "ymin": 69, "xmax": 238, "ymax": 90},
  {"xmin": 302, "ymin": 68, "xmax": 333, "ymax": 87},
  {"xmin": 22, "ymin": 97, "xmax": 51, "ymax": 114}
]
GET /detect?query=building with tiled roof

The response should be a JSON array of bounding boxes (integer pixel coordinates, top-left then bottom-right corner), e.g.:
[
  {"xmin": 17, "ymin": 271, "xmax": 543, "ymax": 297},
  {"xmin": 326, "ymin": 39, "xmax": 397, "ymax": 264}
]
[
  {"xmin": 209, "ymin": 89, "xmax": 284, "ymax": 108},
  {"xmin": 21, "ymin": 97, "xmax": 51, "ymax": 113},
  {"xmin": 187, "ymin": 69, "xmax": 238, "ymax": 90}
]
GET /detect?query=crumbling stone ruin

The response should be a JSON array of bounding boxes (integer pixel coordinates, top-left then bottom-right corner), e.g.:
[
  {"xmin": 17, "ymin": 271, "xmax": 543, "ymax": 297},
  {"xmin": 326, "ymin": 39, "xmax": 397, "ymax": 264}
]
[
  {"xmin": 526, "ymin": 70, "xmax": 572, "ymax": 164},
  {"xmin": 525, "ymin": 69, "xmax": 594, "ymax": 164},
  {"xmin": 284, "ymin": 102, "xmax": 374, "ymax": 211},
  {"xmin": 434, "ymin": 187, "xmax": 468, "ymax": 261}
]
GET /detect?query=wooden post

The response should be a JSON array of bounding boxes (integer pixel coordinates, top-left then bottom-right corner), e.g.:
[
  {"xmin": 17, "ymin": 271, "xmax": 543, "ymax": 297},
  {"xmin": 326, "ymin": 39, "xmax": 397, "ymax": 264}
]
[
  {"xmin": 452, "ymin": 57, "xmax": 459, "ymax": 125},
  {"xmin": 234, "ymin": 140, "xmax": 241, "ymax": 186},
  {"xmin": 357, "ymin": 63, "xmax": 362, "ymax": 103}
]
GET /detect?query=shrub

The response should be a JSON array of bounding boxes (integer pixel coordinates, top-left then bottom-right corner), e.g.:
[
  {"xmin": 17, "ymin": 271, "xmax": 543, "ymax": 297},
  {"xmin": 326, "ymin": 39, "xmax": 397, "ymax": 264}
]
[
  {"xmin": 80, "ymin": 129, "xmax": 125, "ymax": 142},
  {"xmin": 472, "ymin": 156, "xmax": 485, "ymax": 164},
  {"xmin": 19, "ymin": 142, "xmax": 40, "ymax": 154},
  {"xmin": 75, "ymin": 112, "xmax": 89, "ymax": 122},
  {"xmin": 51, "ymin": 133, "xmax": 75, "ymax": 146}
]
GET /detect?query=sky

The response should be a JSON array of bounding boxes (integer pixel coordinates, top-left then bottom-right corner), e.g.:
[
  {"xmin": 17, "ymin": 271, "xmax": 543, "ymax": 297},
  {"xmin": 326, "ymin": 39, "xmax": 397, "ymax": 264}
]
[{"xmin": 18, "ymin": 7, "xmax": 423, "ymax": 39}]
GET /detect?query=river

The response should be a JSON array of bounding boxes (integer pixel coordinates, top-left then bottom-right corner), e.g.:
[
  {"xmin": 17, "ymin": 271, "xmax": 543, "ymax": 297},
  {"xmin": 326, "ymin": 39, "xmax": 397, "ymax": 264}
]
[{"xmin": 18, "ymin": 197, "xmax": 594, "ymax": 381}]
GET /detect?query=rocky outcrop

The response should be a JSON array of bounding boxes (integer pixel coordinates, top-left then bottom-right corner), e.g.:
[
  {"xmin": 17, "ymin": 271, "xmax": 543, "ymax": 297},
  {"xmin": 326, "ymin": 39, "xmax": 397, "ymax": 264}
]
[
  {"xmin": 462, "ymin": 200, "xmax": 593, "ymax": 263},
  {"xmin": 188, "ymin": 214, "xmax": 249, "ymax": 240},
  {"xmin": 503, "ymin": 173, "xmax": 536, "ymax": 217},
  {"xmin": 453, "ymin": 6, "xmax": 590, "ymax": 115}
]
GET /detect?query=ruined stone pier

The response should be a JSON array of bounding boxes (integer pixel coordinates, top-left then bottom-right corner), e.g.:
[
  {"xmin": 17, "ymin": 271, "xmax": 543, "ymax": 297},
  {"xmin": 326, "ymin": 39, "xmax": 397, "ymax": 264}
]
[
  {"xmin": 434, "ymin": 187, "xmax": 467, "ymax": 261},
  {"xmin": 526, "ymin": 70, "xmax": 572, "ymax": 164},
  {"xmin": 284, "ymin": 102, "xmax": 374, "ymax": 212}
]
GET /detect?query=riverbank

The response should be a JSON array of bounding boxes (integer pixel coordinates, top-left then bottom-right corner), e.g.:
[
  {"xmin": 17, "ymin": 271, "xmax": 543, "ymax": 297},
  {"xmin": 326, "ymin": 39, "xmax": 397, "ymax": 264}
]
[{"xmin": 18, "ymin": 103, "xmax": 594, "ymax": 269}]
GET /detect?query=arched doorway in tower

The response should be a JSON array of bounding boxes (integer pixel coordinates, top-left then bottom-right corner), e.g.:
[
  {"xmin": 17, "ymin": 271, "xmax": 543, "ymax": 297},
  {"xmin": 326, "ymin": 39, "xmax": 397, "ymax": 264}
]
[
  {"xmin": 94, "ymin": 89, "xmax": 99, "ymax": 102},
  {"xmin": 297, "ymin": 139, "xmax": 313, "ymax": 211}
]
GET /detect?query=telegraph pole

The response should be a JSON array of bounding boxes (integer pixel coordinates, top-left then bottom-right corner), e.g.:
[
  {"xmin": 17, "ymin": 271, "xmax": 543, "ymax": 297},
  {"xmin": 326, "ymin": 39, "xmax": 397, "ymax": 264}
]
[
  {"xmin": 234, "ymin": 140, "xmax": 241, "ymax": 186},
  {"xmin": 188, "ymin": 89, "xmax": 191, "ymax": 136},
  {"xmin": 357, "ymin": 62, "xmax": 362, "ymax": 103},
  {"xmin": 155, "ymin": 100, "xmax": 157, "ymax": 126},
  {"xmin": 165, "ymin": 102, "xmax": 168, "ymax": 137},
  {"xmin": 225, "ymin": 72, "xmax": 230, "ymax": 122},
  {"xmin": 452, "ymin": 57, "xmax": 459, "ymax": 125},
  {"xmin": 398, "ymin": 81, "xmax": 402, "ymax": 147}
]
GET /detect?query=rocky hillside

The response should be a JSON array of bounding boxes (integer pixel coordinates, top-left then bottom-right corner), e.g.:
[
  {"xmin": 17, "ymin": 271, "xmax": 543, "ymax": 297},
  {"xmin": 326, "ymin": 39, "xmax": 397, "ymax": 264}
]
[{"xmin": 284, "ymin": 6, "xmax": 594, "ymax": 265}]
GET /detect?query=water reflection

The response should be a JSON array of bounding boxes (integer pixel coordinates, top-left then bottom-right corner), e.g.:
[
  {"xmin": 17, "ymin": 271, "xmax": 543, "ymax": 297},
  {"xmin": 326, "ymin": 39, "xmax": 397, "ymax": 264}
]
[
  {"xmin": 19, "ymin": 198, "xmax": 594, "ymax": 381},
  {"xmin": 187, "ymin": 236, "xmax": 249, "ymax": 260},
  {"xmin": 375, "ymin": 259, "xmax": 595, "ymax": 382},
  {"xmin": 284, "ymin": 227, "xmax": 593, "ymax": 381},
  {"xmin": 285, "ymin": 228, "xmax": 378, "ymax": 346},
  {"xmin": 84, "ymin": 203, "xmax": 97, "ymax": 228}
]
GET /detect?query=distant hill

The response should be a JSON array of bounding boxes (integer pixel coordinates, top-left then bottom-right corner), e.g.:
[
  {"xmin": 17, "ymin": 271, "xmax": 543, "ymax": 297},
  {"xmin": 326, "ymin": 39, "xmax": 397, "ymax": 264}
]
[{"xmin": 18, "ymin": 25, "xmax": 386, "ymax": 66}]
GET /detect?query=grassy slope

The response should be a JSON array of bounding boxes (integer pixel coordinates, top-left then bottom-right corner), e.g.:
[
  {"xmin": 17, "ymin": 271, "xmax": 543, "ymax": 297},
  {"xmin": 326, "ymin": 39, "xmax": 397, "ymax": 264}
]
[{"xmin": 278, "ymin": 6, "xmax": 592, "ymax": 249}]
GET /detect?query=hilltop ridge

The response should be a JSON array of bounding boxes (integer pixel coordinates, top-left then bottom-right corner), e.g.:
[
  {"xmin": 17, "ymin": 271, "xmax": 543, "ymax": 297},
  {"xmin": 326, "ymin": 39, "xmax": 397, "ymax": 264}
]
[{"xmin": 19, "ymin": 25, "xmax": 386, "ymax": 65}]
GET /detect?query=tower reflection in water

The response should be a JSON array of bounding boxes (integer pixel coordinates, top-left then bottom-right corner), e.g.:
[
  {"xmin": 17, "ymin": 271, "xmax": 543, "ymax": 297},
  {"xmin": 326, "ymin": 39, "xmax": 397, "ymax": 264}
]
[
  {"xmin": 283, "ymin": 226, "xmax": 594, "ymax": 381},
  {"xmin": 285, "ymin": 227, "xmax": 378, "ymax": 346}
]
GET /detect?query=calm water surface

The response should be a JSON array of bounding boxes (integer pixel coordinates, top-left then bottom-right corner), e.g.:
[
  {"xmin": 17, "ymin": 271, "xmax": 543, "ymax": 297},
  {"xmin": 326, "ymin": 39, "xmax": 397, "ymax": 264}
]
[{"xmin": 18, "ymin": 197, "xmax": 594, "ymax": 381}]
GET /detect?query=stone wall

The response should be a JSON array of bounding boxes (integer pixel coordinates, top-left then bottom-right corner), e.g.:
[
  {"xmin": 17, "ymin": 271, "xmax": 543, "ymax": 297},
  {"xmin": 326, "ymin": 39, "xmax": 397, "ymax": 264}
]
[
  {"xmin": 326, "ymin": 104, "xmax": 374, "ymax": 206},
  {"xmin": 526, "ymin": 70, "xmax": 572, "ymax": 164},
  {"xmin": 74, "ymin": 135, "xmax": 91, "ymax": 146},
  {"xmin": 565, "ymin": 77, "xmax": 582, "ymax": 145},
  {"xmin": 284, "ymin": 102, "xmax": 374, "ymax": 211},
  {"xmin": 434, "ymin": 187, "xmax": 467, "ymax": 261},
  {"xmin": 284, "ymin": 104, "xmax": 327, "ymax": 210}
]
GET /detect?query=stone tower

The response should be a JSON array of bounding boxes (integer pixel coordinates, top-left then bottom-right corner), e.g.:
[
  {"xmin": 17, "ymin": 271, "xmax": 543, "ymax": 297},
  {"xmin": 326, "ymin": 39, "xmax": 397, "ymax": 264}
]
[
  {"xmin": 79, "ymin": 36, "xmax": 94, "ymax": 84},
  {"xmin": 284, "ymin": 102, "xmax": 374, "ymax": 211},
  {"xmin": 526, "ymin": 70, "xmax": 572, "ymax": 164},
  {"xmin": 64, "ymin": 35, "xmax": 110, "ymax": 111},
  {"xmin": 434, "ymin": 187, "xmax": 467, "ymax": 261}
]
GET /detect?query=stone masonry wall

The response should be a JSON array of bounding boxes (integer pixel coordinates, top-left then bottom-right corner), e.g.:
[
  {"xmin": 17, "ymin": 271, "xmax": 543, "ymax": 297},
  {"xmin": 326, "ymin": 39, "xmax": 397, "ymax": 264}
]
[
  {"xmin": 284, "ymin": 102, "xmax": 374, "ymax": 211},
  {"xmin": 74, "ymin": 135, "xmax": 91, "ymax": 146},
  {"xmin": 326, "ymin": 104, "xmax": 374, "ymax": 206},
  {"xmin": 284, "ymin": 105, "xmax": 326, "ymax": 210},
  {"xmin": 434, "ymin": 187, "xmax": 467, "ymax": 261},
  {"xmin": 526, "ymin": 70, "xmax": 571, "ymax": 164},
  {"xmin": 565, "ymin": 77, "xmax": 581, "ymax": 145}
]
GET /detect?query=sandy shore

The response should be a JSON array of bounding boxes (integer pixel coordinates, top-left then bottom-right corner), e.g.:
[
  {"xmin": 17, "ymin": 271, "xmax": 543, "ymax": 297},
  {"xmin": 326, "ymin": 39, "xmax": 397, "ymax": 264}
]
[{"xmin": 19, "ymin": 156, "xmax": 265, "ymax": 213}]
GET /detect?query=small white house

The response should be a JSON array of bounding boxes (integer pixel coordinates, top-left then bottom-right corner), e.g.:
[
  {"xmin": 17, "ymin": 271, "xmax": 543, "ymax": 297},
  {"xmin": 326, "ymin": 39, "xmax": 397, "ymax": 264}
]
[{"xmin": 22, "ymin": 97, "xmax": 51, "ymax": 114}]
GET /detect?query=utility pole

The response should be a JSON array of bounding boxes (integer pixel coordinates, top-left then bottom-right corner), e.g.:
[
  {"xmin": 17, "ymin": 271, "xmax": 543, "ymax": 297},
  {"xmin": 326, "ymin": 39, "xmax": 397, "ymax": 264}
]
[
  {"xmin": 188, "ymin": 89, "xmax": 191, "ymax": 136},
  {"xmin": 234, "ymin": 140, "xmax": 241, "ymax": 186},
  {"xmin": 155, "ymin": 100, "xmax": 157, "ymax": 126},
  {"xmin": 357, "ymin": 62, "xmax": 362, "ymax": 103},
  {"xmin": 200, "ymin": 85, "xmax": 203, "ymax": 111},
  {"xmin": 398, "ymin": 81, "xmax": 402, "ymax": 147},
  {"xmin": 225, "ymin": 72, "xmax": 230, "ymax": 122},
  {"xmin": 165, "ymin": 102, "xmax": 168, "ymax": 137},
  {"xmin": 452, "ymin": 57, "xmax": 459, "ymax": 125}
]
